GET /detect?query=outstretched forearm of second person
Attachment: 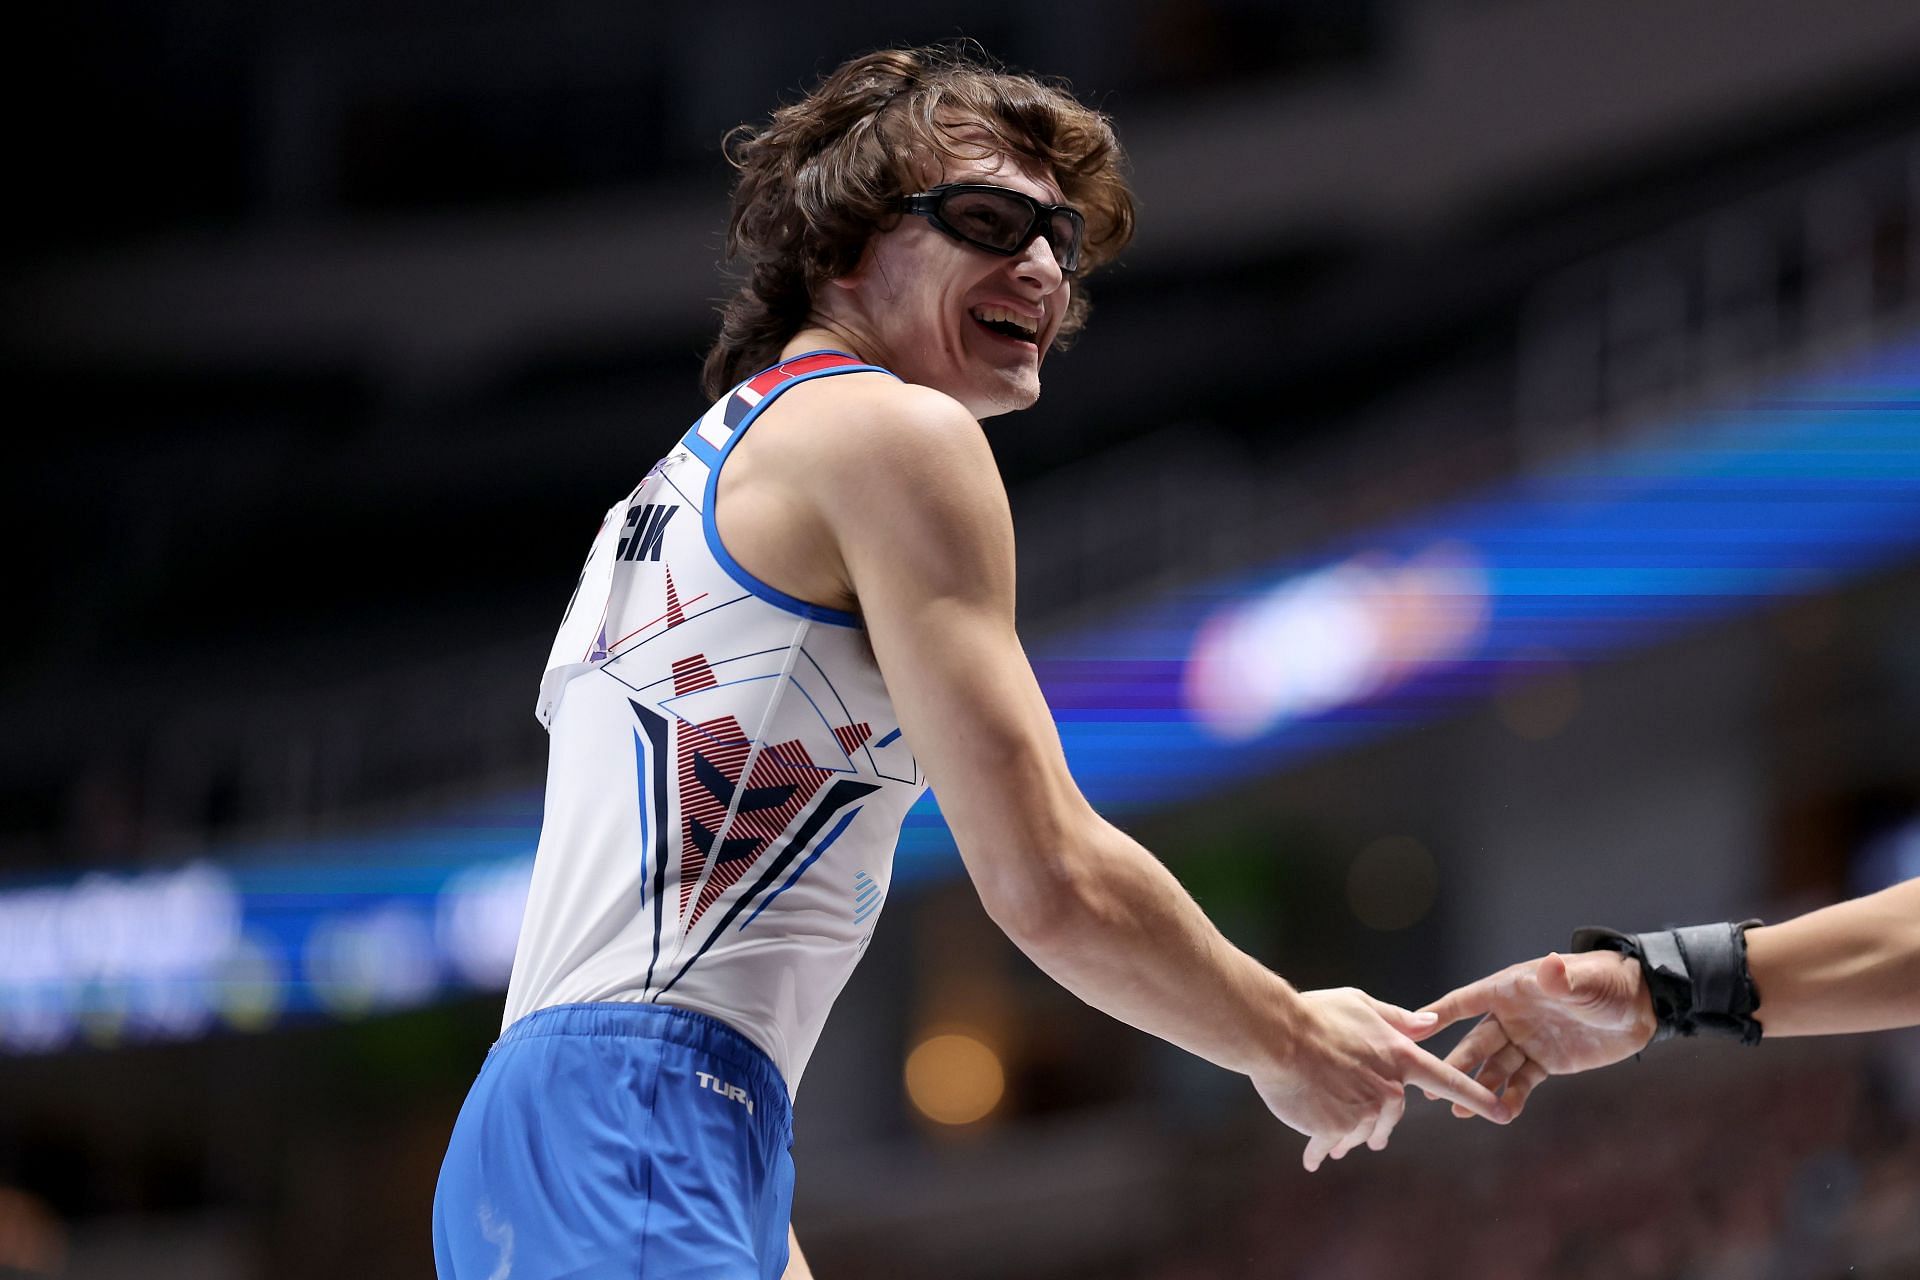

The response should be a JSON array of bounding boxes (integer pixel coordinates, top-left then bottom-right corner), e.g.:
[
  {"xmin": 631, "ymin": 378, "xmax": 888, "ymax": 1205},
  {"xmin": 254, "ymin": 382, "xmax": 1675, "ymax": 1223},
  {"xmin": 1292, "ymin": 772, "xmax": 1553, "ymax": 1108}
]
[{"xmin": 1747, "ymin": 877, "xmax": 1920, "ymax": 1037}]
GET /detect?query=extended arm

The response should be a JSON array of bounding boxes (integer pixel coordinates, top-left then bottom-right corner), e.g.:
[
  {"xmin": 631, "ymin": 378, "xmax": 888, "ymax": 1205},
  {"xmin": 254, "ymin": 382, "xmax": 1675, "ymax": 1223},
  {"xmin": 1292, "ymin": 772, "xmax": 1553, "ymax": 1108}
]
[
  {"xmin": 1422, "ymin": 876, "xmax": 1920, "ymax": 1116},
  {"xmin": 803, "ymin": 384, "xmax": 1506, "ymax": 1167},
  {"xmin": 1744, "ymin": 877, "xmax": 1920, "ymax": 1036}
]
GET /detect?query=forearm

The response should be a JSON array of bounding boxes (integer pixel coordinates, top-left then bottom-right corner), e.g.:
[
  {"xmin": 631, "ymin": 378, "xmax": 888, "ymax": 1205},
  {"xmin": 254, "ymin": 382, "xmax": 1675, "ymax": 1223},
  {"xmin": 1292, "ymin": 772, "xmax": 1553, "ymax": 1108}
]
[
  {"xmin": 991, "ymin": 815, "xmax": 1304, "ymax": 1076},
  {"xmin": 1747, "ymin": 878, "xmax": 1920, "ymax": 1037}
]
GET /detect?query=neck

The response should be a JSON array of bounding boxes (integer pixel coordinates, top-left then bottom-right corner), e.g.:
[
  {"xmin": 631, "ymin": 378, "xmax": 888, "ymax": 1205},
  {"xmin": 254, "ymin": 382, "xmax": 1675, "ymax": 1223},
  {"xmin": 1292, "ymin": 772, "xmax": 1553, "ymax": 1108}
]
[{"xmin": 782, "ymin": 319, "xmax": 885, "ymax": 370}]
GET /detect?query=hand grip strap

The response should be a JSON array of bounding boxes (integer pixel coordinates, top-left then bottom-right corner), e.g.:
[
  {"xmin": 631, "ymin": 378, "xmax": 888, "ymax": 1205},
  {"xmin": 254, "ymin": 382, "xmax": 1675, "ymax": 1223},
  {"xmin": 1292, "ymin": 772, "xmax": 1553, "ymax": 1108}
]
[{"xmin": 1571, "ymin": 920, "xmax": 1764, "ymax": 1045}]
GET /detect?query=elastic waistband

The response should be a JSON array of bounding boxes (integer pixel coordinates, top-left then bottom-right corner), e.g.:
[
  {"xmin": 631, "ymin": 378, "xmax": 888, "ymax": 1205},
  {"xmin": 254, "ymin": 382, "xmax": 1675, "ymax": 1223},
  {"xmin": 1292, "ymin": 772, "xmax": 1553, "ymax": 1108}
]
[{"xmin": 496, "ymin": 1002, "xmax": 790, "ymax": 1119}]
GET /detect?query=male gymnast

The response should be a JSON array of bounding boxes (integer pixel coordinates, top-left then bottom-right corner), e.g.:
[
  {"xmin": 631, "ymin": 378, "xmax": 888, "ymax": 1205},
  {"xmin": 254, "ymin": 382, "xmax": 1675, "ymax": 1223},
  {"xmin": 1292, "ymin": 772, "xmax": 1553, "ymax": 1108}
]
[{"xmin": 434, "ymin": 45, "xmax": 1508, "ymax": 1280}]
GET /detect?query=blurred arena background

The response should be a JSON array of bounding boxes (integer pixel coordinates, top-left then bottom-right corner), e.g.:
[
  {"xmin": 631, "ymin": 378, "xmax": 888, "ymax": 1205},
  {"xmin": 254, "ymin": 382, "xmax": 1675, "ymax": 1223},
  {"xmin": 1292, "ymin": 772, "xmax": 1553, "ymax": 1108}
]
[{"xmin": 7, "ymin": 2, "xmax": 1920, "ymax": 1276}]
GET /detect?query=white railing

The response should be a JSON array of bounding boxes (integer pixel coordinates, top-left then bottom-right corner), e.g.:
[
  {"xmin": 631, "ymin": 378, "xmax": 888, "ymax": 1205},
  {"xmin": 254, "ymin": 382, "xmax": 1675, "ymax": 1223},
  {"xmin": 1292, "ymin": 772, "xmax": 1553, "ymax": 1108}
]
[{"xmin": 1514, "ymin": 133, "xmax": 1920, "ymax": 466}]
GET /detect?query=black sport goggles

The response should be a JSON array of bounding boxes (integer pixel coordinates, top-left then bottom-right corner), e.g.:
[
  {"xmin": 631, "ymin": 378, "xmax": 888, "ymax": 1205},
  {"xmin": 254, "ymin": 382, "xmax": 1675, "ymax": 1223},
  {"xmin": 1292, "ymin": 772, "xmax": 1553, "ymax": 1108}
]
[{"xmin": 898, "ymin": 183, "xmax": 1087, "ymax": 274}]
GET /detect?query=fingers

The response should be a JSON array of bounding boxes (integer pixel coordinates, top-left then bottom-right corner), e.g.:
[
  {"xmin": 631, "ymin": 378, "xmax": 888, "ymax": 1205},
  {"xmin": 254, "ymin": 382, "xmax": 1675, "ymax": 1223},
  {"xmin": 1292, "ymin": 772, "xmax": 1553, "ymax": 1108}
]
[
  {"xmin": 1419, "ymin": 1013, "xmax": 1500, "ymax": 1102},
  {"xmin": 1302, "ymin": 1094, "xmax": 1405, "ymax": 1173},
  {"xmin": 1504, "ymin": 1060, "xmax": 1550, "ymax": 1118},
  {"xmin": 1443, "ymin": 1015, "xmax": 1511, "ymax": 1077},
  {"xmin": 1418, "ymin": 975, "xmax": 1500, "ymax": 1034},
  {"xmin": 1447, "ymin": 1034, "xmax": 1519, "ymax": 1118},
  {"xmin": 1449, "ymin": 1043, "xmax": 1532, "ymax": 1120},
  {"xmin": 1474, "ymin": 1043, "xmax": 1528, "ymax": 1095},
  {"xmin": 1365, "ymin": 1090, "xmax": 1405, "ymax": 1152},
  {"xmin": 1329, "ymin": 1122, "xmax": 1371, "ymax": 1162},
  {"xmin": 1401, "ymin": 1048, "xmax": 1511, "ymax": 1124},
  {"xmin": 1307, "ymin": 1117, "xmax": 1380, "ymax": 1173},
  {"xmin": 1449, "ymin": 1042, "xmax": 1546, "ymax": 1119},
  {"xmin": 1369, "ymin": 998, "xmax": 1444, "ymax": 1042}
]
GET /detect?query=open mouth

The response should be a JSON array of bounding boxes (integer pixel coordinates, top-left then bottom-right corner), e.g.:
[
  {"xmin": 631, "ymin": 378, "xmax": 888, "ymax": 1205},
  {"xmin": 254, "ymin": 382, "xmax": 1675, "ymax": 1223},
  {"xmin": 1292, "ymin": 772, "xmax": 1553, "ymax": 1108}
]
[{"xmin": 969, "ymin": 305, "xmax": 1040, "ymax": 346}]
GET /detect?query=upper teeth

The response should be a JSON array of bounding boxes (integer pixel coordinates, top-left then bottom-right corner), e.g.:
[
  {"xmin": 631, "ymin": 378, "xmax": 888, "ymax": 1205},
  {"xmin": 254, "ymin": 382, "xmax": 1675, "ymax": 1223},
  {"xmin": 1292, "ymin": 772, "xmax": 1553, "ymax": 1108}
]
[{"xmin": 971, "ymin": 306, "xmax": 1038, "ymax": 337}]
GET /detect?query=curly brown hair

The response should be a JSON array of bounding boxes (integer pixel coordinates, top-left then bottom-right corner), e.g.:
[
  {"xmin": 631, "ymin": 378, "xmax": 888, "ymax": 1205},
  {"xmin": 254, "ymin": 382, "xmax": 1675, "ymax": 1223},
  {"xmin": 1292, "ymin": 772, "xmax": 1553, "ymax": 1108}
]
[{"xmin": 701, "ymin": 45, "xmax": 1136, "ymax": 399}]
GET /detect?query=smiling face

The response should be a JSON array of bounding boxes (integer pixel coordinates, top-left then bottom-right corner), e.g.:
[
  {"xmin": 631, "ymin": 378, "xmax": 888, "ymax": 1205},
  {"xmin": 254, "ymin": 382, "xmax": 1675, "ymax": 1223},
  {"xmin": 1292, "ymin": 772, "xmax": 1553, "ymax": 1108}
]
[{"xmin": 816, "ymin": 140, "xmax": 1073, "ymax": 419}]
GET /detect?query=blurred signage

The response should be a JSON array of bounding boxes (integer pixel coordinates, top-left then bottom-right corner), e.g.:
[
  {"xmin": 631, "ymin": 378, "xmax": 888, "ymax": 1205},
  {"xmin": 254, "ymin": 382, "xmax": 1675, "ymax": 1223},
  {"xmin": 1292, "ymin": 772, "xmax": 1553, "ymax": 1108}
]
[{"xmin": 0, "ymin": 849, "xmax": 532, "ymax": 1054}]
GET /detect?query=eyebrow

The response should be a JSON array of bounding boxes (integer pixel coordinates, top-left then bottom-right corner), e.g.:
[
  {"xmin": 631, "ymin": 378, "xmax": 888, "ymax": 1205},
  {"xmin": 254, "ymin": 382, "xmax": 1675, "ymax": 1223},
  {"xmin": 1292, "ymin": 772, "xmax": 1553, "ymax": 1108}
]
[
  {"xmin": 961, "ymin": 177, "xmax": 1069, "ymax": 206},
  {"xmin": 943, "ymin": 160, "xmax": 1065, "ymax": 204}
]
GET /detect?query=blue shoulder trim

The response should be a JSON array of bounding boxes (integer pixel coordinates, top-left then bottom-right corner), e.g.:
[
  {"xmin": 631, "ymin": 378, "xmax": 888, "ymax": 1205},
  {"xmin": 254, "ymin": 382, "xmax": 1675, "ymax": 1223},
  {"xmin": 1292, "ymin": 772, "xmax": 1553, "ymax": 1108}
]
[{"xmin": 702, "ymin": 356, "xmax": 895, "ymax": 630}]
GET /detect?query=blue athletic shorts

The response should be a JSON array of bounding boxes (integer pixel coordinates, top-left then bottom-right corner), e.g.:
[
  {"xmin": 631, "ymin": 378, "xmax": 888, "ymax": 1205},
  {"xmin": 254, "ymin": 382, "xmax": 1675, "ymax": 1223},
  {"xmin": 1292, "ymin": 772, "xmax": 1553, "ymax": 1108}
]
[{"xmin": 433, "ymin": 1002, "xmax": 795, "ymax": 1280}]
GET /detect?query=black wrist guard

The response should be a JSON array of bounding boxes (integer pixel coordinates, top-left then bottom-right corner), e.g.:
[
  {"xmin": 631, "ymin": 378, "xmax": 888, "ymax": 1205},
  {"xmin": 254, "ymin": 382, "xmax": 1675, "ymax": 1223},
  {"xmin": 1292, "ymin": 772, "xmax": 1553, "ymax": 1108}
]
[{"xmin": 1570, "ymin": 920, "xmax": 1764, "ymax": 1045}]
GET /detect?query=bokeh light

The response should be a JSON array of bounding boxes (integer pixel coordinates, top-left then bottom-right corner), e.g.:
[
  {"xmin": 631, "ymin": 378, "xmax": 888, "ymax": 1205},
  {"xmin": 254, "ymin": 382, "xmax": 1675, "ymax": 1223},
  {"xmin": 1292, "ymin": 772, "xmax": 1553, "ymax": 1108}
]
[
  {"xmin": 904, "ymin": 1032, "xmax": 1007, "ymax": 1126},
  {"xmin": 1494, "ymin": 648, "xmax": 1583, "ymax": 741},
  {"xmin": 1345, "ymin": 835, "xmax": 1440, "ymax": 932}
]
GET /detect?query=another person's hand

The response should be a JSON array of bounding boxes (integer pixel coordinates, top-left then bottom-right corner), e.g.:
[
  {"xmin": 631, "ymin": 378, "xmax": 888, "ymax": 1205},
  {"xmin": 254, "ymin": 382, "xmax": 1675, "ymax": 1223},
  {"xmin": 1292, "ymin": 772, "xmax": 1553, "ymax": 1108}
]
[
  {"xmin": 1420, "ymin": 951, "xmax": 1657, "ymax": 1118},
  {"xmin": 1249, "ymin": 987, "xmax": 1511, "ymax": 1172}
]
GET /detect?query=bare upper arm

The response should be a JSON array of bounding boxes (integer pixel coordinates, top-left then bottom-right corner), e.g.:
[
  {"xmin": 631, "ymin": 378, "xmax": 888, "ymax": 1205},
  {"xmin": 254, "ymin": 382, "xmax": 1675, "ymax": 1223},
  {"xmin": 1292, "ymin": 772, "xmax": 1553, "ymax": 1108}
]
[{"xmin": 793, "ymin": 382, "xmax": 1095, "ymax": 921}]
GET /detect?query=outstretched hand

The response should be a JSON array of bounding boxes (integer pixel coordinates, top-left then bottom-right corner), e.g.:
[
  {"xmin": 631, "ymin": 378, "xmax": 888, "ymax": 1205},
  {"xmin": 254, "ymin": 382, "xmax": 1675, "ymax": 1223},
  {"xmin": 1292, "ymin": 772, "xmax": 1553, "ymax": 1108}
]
[
  {"xmin": 1251, "ymin": 987, "xmax": 1511, "ymax": 1172},
  {"xmin": 1419, "ymin": 951, "xmax": 1658, "ymax": 1119}
]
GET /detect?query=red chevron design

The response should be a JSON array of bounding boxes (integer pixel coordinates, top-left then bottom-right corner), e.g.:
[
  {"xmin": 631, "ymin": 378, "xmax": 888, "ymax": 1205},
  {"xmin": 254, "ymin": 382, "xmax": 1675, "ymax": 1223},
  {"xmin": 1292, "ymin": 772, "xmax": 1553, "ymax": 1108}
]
[
  {"xmin": 675, "ymin": 714, "xmax": 833, "ymax": 928},
  {"xmin": 832, "ymin": 722, "xmax": 872, "ymax": 756},
  {"xmin": 677, "ymin": 714, "xmax": 751, "ymax": 921}
]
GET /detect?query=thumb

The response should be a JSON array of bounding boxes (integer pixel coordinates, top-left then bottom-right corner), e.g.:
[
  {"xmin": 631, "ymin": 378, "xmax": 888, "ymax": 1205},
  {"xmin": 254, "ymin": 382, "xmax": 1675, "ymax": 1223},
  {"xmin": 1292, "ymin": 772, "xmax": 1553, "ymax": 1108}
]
[
  {"xmin": 1538, "ymin": 952, "xmax": 1576, "ymax": 999},
  {"xmin": 1545, "ymin": 951, "xmax": 1637, "ymax": 1021},
  {"xmin": 1372, "ymin": 1000, "xmax": 1442, "ymax": 1040}
]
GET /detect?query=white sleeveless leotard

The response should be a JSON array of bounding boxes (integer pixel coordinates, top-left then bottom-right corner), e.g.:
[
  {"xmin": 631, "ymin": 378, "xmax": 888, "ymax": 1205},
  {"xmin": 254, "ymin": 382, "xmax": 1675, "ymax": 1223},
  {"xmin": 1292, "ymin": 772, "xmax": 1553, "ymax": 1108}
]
[{"xmin": 502, "ymin": 352, "xmax": 928, "ymax": 1091}]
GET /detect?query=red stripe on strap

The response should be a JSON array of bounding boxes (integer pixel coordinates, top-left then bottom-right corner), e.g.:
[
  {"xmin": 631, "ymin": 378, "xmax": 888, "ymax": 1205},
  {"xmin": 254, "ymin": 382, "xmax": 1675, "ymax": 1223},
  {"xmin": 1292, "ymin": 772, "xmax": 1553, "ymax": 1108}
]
[{"xmin": 744, "ymin": 352, "xmax": 864, "ymax": 398}]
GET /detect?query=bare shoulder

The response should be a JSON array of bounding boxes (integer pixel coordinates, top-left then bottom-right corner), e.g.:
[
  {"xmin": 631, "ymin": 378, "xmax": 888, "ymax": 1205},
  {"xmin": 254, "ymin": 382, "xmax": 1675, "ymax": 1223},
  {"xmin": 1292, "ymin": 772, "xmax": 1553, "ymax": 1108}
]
[
  {"xmin": 760, "ymin": 374, "xmax": 1000, "ymax": 499},
  {"xmin": 744, "ymin": 372, "xmax": 1012, "ymax": 601}
]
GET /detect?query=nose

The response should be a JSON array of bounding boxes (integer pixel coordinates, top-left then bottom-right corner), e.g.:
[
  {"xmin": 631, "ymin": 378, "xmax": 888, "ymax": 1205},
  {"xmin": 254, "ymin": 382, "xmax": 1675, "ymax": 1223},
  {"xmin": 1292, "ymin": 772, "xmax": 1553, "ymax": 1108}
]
[{"xmin": 1012, "ymin": 230, "xmax": 1065, "ymax": 290}]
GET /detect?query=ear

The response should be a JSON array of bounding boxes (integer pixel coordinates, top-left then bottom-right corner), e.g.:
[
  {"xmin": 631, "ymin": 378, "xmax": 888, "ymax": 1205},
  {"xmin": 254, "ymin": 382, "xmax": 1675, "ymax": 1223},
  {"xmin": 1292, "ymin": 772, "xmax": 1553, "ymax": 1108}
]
[
  {"xmin": 828, "ymin": 237, "xmax": 881, "ymax": 291},
  {"xmin": 825, "ymin": 236, "xmax": 900, "ymax": 309}
]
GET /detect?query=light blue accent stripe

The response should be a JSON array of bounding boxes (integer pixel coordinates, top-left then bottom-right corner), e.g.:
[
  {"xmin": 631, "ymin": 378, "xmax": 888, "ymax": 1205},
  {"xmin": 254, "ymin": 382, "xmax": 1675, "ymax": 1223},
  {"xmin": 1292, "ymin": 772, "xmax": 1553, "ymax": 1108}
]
[
  {"xmin": 854, "ymin": 882, "xmax": 879, "ymax": 904},
  {"xmin": 701, "ymin": 356, "xmax": 897, "ymax": 629},
  {"xmin": 632, "ymin": 727, "xmax": 649, "ymax": 907},
  {"xmin": 681, "ymin": 428, "xmax": 723, "ymax": 468},
  {"xmin": 873, "ymin": 728, "xmax": 903, "ymax": 748},
  {"xmin": 739, "ymin": 805, "xmax": 864, "ymax": 931}
]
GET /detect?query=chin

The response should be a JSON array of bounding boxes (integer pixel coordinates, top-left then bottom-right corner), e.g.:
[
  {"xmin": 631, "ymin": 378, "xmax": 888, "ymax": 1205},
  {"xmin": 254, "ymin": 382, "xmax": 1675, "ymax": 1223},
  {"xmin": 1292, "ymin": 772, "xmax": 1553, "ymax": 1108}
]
[{"xmin": 972, "ymin": 371, "xmax": 1042, "ymax": 419}]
